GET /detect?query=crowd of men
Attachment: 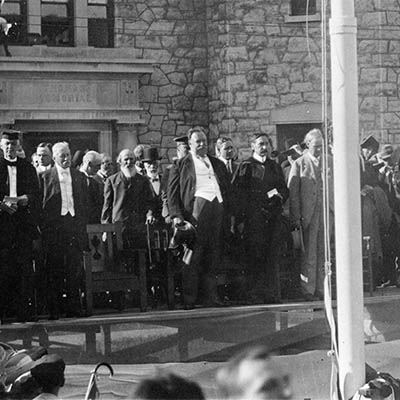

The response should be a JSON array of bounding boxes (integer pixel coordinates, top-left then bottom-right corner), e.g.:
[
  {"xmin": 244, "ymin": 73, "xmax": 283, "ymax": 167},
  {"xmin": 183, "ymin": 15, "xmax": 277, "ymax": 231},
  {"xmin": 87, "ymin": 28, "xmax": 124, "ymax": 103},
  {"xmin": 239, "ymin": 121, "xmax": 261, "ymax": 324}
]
[{"xmin": 1, "ymin": 125, "xmax": 398, "ymax": 322}]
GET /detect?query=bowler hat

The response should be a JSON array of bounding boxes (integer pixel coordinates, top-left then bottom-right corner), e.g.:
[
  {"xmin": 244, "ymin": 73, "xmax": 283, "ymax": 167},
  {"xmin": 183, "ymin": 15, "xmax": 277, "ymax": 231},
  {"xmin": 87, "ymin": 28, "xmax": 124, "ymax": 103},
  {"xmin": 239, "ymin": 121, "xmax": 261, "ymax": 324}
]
[
  {"xmin": 361, "ymin": 135, "xmax": 380, "ymax": 151},
  {"xmin": 173, "ymin": 135, "xmax": 189, "ymax": 145},
  {"xmin": 142, "ymin": 147, "xmax": 161, "ymax": 162},
  {"xmin": 1, "ymin": 129, "xmax": 20, "ymax": 141},
  {"xmin": 379, "ymin": 144, "xmax": 394, "ymax": 160}
]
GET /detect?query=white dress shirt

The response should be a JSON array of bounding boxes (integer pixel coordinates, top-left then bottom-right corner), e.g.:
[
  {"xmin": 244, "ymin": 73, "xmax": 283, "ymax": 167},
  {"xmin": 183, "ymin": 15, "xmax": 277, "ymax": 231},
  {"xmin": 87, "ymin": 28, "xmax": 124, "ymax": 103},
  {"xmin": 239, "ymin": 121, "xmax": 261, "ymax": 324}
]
[
  {"xmin": 192, "ymin": 154, "xmax": 223, "ymax": 203},
  {"xmin": 148, "ymin": 175, "xmax": 161, "ymax": 195},
  {"xmin": 5, "ymin": 158, "xmax": 17, "ymax": 197},
  {"xmin": 55, "ymin": 164, "xmax": 75, "ymax": 216}
]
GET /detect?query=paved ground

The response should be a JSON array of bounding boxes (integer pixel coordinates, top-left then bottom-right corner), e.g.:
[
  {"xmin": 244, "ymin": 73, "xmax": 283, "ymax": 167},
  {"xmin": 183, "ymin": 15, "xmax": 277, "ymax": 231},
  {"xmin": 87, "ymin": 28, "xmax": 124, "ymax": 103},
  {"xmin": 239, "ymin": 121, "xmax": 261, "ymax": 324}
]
[{"xmin": 2, "ymin": 288, "xmax": 400, "ymax": 399}]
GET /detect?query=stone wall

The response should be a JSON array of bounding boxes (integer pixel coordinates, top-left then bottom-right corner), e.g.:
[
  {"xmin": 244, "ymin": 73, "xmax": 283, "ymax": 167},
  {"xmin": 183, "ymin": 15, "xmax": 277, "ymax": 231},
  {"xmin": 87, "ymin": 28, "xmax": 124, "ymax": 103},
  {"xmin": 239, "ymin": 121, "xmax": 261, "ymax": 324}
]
[
  {"xmin": 114, "ymin": 0, "xmax": 400, "ymax": 157},
  {"xmin": 206, "ymin": 0, "xmax": 323, "ymax": 153},
  {"xmin": 357, "ymin": 0, "xmax": 400, "ymax": 145},
  {"xmin": 114, "ymin": 0, "xmax": 209, "ymax": 161}
]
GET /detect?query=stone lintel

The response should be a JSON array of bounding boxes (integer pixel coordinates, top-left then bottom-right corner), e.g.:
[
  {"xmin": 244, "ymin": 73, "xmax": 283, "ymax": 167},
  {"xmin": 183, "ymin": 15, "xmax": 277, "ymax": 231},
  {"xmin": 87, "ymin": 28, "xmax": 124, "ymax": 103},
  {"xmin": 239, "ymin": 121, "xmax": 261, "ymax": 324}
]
[
  {"xmin": 0, "ymin": 110, "xmax": 145, "ymax": 125},
  {"xmin": 0, "ymin": 57, "xmax": 155, "ymax": 75},
  {"xmin": 271, "ymin": 102, "xmax": 324, "ymax": 124}
]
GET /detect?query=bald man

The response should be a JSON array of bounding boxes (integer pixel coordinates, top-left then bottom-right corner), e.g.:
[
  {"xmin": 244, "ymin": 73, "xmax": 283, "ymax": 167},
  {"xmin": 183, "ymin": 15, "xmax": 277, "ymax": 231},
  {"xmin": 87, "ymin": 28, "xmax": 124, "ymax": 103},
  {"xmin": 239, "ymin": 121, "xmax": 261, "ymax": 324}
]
[{"xmin": 101, "ymin": 149, "xmax": 155, "ymax": 248}]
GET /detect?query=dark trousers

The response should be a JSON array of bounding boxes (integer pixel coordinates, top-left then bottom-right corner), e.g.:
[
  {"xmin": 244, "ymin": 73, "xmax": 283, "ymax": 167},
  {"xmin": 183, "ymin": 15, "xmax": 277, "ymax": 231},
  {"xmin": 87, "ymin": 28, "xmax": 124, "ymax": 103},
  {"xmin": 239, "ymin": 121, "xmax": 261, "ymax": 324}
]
[
  {"xmin": 244, "ymin": 215, "xmax": 284, "ymax": 301},
  {"xmin": 43, "ymin": 215, "xmax": 83, "ymax": 316},
  {"xmin": 0, "ymin": 240, "xmax": 34, "ymax": 320},
  {"xmin": 183, "ymin": 197, "xmax": 223, "ymax": 305}
]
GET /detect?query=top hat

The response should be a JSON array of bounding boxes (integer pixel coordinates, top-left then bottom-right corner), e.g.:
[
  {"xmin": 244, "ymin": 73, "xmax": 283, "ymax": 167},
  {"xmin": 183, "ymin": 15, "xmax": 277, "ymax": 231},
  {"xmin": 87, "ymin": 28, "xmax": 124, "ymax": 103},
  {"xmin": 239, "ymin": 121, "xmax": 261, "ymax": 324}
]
[
  {"xmin": 1, "ymin": 129, "xmax": 20, "ymax": 141},
  {"xmin": 361, "ymin": 135, "xmax": 380, "ymax": 151},
  {"xmin": 142, "ymin": 147, "xmax": 161, "ymax": 162},
  {"xmin": 173, "ymin": 135, "xmax": 189, "ymax": 145},
  {"xmin": 169, "ymin": 221, "xmax": 197, "ymax": 250}
]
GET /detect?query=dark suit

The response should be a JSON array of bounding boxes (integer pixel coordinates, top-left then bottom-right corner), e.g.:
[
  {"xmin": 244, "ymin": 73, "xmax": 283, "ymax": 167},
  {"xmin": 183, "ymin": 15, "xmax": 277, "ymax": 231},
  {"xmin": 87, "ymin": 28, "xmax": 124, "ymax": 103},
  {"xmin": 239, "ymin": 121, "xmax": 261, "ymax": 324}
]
[
  {"xmin": 101, "ymin": 171, "xmax": 154, "ymax": 248},
  {"xmin": 0, "ymin": 158, "xmax": 40, "ymax": 320},
  {"xmin": 84, "ymin": 174, "xmax": 103, "ymax": 224},
  {"xmin": 232, "ymin": 156, "xmax": 289, "ymax": 303},
  {"xmin": 168, "ymin": 153, "xmax": 231, "ymax": 306},
  {"xmin": 39, "ymin": 167, "xmax": 88, "ymax": 317}
]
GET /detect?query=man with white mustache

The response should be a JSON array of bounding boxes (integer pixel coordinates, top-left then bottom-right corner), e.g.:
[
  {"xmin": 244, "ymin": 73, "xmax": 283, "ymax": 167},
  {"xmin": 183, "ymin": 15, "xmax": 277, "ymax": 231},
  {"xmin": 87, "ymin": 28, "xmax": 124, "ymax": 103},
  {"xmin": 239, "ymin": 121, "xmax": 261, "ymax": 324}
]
[{"xmin": 102, "ymin": 148, "xmax": 155, "ymax": 249}]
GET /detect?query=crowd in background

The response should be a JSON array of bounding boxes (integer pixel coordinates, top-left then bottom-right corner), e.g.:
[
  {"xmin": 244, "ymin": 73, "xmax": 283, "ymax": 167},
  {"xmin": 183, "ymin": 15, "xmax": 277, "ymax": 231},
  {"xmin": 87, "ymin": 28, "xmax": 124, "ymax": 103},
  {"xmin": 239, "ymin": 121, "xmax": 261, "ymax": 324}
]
[{"xmin": 0, "ymin": 126, "xmax": 399, "ymax": 322}]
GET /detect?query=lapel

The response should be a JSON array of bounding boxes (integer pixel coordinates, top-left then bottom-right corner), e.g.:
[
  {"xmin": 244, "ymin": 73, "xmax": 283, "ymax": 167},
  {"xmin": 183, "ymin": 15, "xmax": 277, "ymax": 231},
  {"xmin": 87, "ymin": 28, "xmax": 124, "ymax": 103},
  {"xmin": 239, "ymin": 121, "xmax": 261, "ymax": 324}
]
[
  {"xmin": 209, "ymin": 155, "xmax": 222, "ymax": 185},
  {"xmin": 185, "ymin": 153, "xmax": 196, "ymax": 185},
  {"xmin": 303, "ymin": 153, "xmax": 317, "ymax": 182},
  {"xmin": 115, "ymin": 171, "xmax": 130, "ymax": 190},
  {"xmin": 49, "ymin": 166, "xmax": 61, "ymax": 197}
]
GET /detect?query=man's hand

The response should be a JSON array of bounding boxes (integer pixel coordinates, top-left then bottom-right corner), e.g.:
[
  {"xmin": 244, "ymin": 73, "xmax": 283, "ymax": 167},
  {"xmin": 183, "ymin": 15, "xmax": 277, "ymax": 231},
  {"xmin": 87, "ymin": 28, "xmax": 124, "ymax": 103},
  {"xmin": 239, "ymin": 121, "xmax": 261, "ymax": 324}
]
[
  {"xmin": 173, "ymin": 216, "xmax": 184, "ymax": 226},
  {"xmin": 17, "ymin": 194, "xmax": 28, "ymax": 206},
  {"xmin": 146, "ymin": 213, "xmax": 155, "ymax": 225}
]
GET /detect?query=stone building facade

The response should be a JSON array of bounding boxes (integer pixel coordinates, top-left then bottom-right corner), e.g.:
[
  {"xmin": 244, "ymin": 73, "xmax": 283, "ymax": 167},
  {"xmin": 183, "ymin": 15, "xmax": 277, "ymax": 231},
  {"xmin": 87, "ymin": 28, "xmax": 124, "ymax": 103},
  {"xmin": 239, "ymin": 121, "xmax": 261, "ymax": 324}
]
[
  {"xmin": 1, "ymin": 0, "xmax": 399, "ymax": 160},
  {"xmin": 114, "ymin": 0, "xmax": 400, "ymax": 159}
]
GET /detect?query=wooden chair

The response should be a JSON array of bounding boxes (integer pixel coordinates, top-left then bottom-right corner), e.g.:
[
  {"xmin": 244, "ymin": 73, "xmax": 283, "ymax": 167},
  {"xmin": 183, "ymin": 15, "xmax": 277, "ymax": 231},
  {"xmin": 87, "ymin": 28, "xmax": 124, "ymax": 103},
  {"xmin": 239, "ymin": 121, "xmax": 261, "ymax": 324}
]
[{"xmin": 83, "ymin": 223, "xmax": 147, "ymax": 315}]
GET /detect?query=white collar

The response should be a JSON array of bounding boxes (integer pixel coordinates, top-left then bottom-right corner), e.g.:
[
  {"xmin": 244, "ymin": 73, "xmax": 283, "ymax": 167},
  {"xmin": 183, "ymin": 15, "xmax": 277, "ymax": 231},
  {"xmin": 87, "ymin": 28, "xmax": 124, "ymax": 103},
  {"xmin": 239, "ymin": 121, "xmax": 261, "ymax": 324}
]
[
  {"xmin": 308, "ymin": 152, "xmax": 320, "ymax": 165},
  {"xmin": 55, "ymin": 163, "xmax": 71, "ymax": 175},
  {"xmin": 191, "ymin": 151, "xmax": 209, "ymax": 161},
  {"xmin": 253, "ymin": 153, "xmax": 266, "ymax": 163}
]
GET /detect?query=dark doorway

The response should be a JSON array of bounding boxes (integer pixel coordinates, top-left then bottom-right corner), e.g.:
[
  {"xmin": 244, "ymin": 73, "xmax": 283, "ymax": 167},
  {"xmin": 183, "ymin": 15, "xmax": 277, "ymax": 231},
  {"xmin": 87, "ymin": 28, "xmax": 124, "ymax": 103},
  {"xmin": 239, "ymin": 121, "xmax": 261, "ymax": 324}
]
[
  {"xmin": 22, "ymin": 131, "xmax": 98, "ymax": 160},
  {"xmin": 276, "ymin": 123, "xmax": 322, "ymax": 151}
]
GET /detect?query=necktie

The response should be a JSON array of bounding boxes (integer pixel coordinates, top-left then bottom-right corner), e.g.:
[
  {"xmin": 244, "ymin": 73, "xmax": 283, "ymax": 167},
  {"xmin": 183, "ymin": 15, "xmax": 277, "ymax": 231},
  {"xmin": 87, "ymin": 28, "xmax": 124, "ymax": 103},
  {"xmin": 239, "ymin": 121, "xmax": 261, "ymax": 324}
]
[
  {"xmin": 4, "ymin": 159, "xmax": 17, "ymax": 167},
  {"xmin": 227, "ymin": 160, "xmax": 232, "ymax": 174}
]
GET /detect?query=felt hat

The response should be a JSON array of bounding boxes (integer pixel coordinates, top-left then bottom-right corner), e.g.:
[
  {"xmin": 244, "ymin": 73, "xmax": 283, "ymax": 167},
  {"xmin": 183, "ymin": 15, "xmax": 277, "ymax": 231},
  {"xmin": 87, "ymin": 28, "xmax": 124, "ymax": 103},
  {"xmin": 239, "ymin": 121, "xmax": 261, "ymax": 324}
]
[
  {"xmin": 379, "ymin": 144, "xmax": 394, "ymax": 160},
  {"xmin": 1, "ymin": 129, "xmax": 20, "ymax": 141},
  {"xmin": 361, "ymin": 135, "xmax": 380, "ymax": 151},
  {"xmin": 142, "ymin": 147, "xmax": 161, "ymax": 162},
  {"xmin": 173, "ymin": 135, "xmax": 189, "ymax": 145}
]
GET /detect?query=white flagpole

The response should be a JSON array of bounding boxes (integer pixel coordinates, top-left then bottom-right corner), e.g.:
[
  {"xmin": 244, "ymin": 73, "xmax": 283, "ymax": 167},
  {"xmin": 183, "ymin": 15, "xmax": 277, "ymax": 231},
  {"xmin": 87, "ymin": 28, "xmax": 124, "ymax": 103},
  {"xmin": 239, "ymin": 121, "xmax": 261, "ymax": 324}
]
[{"xmin": 330, "ymin": 1, "xmax": 365, "ymax": 398}]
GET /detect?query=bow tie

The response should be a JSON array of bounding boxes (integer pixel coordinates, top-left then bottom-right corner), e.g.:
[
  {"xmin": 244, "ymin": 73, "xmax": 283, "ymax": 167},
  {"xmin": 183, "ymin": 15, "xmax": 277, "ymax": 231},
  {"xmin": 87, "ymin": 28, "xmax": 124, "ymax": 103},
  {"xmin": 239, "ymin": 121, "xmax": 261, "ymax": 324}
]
[
  {"xmin": 151, "ymin": 178, "xmax": 159, "ymax": 182},
  {"xmin": 4, "ymin": 159, "xmax": 17, "ymax": 167}
]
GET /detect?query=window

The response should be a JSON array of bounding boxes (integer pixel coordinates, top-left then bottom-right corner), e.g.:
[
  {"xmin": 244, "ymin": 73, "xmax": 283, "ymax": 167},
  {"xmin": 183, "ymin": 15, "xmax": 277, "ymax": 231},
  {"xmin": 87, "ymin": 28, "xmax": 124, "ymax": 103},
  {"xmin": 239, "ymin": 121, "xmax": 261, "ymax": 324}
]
[
  {"xmin": 285, "ymin": 0, "xmax": 320, "ymax": 23},
  {"xmin": 290, "ymin": 0, "xmax": 316, "ymax": 16},
  {"xmin": 88, "ymin": 0, "xmax": 113, "ymax": 48},
  {"xmin": 41, "ymin": 0, "xmax": 73, "ymax": 46},
  {"xmin": 1, "ymin": 0, "xmax": 28, "ymax": 45}
]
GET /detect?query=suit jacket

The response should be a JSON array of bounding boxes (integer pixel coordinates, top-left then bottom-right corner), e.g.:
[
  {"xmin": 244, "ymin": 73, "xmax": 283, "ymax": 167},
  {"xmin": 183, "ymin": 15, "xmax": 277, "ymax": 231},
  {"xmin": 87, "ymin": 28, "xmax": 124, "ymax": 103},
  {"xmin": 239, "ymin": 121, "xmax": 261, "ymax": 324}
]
[
  {"xmin": 288, "ymin": 151, "xmax": 334, "ymax": 229},
  {"xmin": 167, "ymin": 153, "xmax": 231, "ymax": 220},
  {"xmin": 85, "ymin": 175, "xmax": 103, "ymax": 224},
  {"xmin": 232, "ymin": 156, "xmax": 289, "ymax": 225},
  {"xmin": 38, "ymin": 166, "xmax": 88, "ymax": 235},
  {"xmin": 101, "ymin": 170, "xmax": 154, "ymax": 225},
  {"xmin": 0, "ymin": 157, "xmax": 40, "ymax": 244}
]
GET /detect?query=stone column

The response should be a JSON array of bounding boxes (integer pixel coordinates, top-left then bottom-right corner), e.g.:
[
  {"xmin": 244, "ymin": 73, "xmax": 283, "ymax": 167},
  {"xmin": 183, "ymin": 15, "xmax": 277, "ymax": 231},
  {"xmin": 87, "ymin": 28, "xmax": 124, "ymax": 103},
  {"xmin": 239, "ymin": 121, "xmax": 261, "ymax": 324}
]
[
  {"xmin": 27, "ymin": 0, "xmax": 41, "ymax": 35},
  {"xmin": 73, "ymin": 1, "xmax": 88, "ymax": 46}
]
